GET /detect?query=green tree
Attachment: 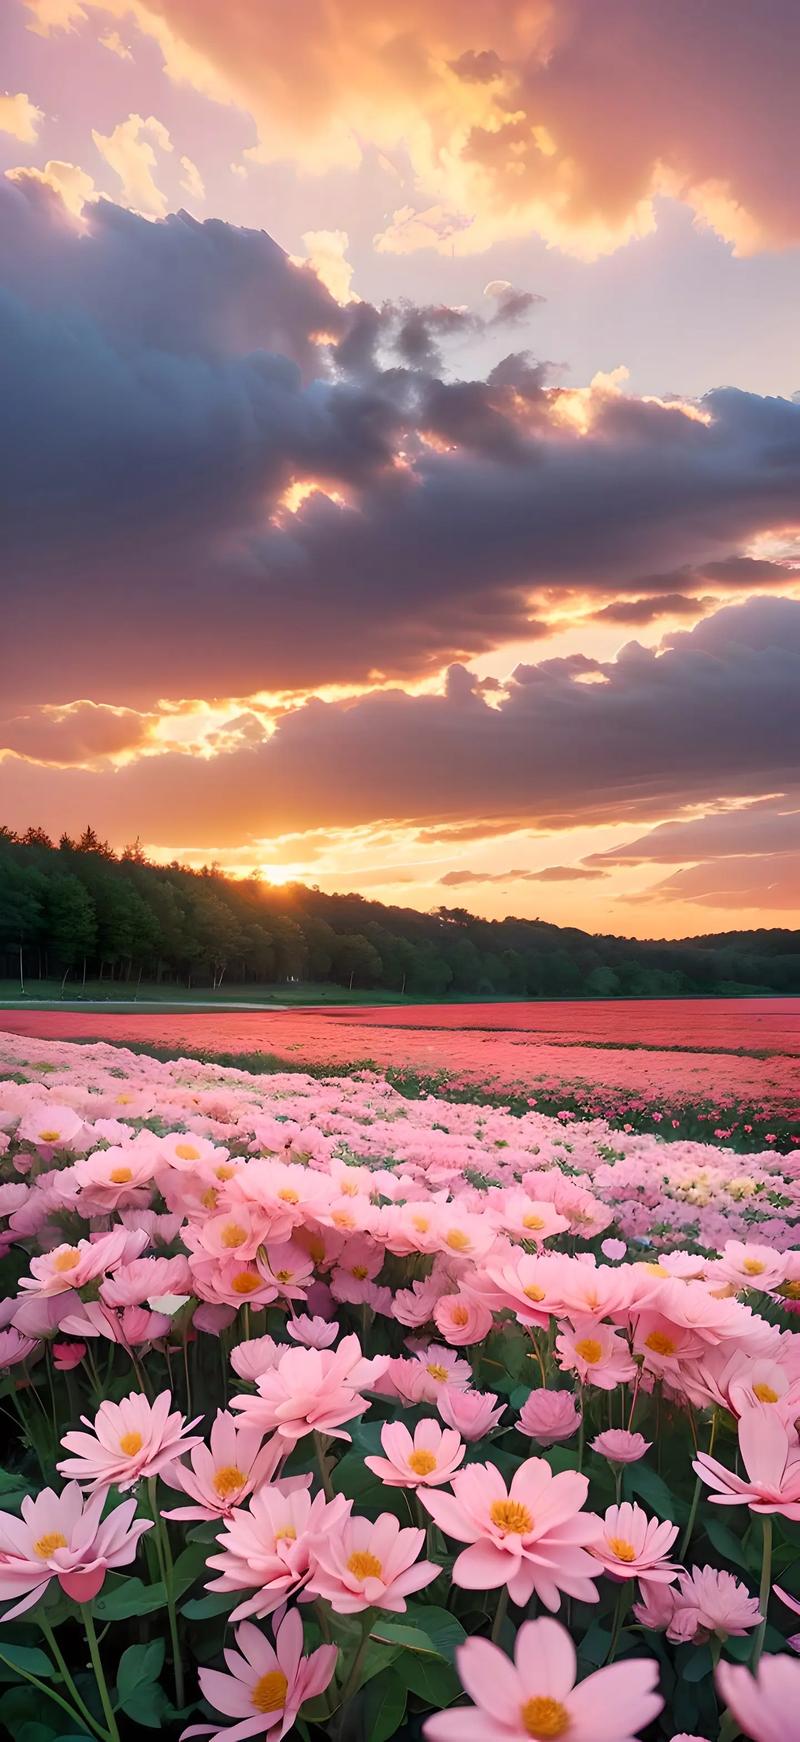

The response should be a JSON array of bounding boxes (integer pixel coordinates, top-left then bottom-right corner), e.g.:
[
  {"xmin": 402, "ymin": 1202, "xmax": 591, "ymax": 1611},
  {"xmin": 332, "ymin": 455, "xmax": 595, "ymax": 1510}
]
[
  {"xmin": 47, "ymin": 874, "xmax": 97, "ymax": 989},
  {"xmin": 0, "ymin": 856, "xmax": 45, "ymax": 992}
]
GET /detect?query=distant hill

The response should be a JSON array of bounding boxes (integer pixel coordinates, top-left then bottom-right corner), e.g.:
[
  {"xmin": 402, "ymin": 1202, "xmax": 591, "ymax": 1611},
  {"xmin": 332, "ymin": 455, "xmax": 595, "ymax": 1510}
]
[{"xmin": 1, "ymin": 824, "xmax": 798, "ymax": 997}]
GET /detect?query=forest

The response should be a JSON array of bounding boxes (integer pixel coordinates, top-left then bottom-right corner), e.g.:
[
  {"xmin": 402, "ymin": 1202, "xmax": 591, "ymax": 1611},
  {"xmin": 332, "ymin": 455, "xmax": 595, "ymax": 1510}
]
[{"xmin": 0, "ymin": 825, "xmax": 798, "ymax": 998}]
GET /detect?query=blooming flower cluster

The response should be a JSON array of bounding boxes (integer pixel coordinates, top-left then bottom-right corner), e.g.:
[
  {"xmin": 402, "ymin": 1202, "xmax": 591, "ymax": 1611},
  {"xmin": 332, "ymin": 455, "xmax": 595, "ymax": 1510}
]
[{"xmin": 0, "ymin": 1030, "xmax": 799, "ymax": 1742}]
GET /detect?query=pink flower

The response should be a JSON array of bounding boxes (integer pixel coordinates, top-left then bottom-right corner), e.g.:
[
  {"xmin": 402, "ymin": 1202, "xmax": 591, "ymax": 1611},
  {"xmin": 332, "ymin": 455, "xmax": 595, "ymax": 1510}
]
[
  {"xmin": 231, "ymin": 1337, "xmax": 282, "ymax": 1383},
  {"xmin": 231, "ymin": 1334, "xmax": 388, "ymax": 1444},
  {"xmin": 163, "ymin": 1411, "xmax": 285, "ymax": 1521},
  {"xmin": 589, "ymin": 1502, "xmax": 679, "ymax": 1584},
  {"xmin": 365, "ymin": 1419, "xmax": 465, "ymax": 1488},
  {"xmin": 694, "ymin": 1404, "xmax": 800, "ymax": 1519},
  {"xmin": 591, "ymin": 1431, "xmax": 652, "ymax": 1466},
  {"xmin": 716, "ymin": 1653, "xmax": 800, "ymax": 1742},
  {"xmin": 433, "ymin": 1293, "xmax": 494, "ymax": 1346},
  {"xmin": 52, "ymin": 1340, "xmax": 86, "ymax": 1370},
  {"xmin": 101, "ymin": 1254, "xmax": 193, "ymax": 1309},
  {"xmin": 0, "ymin": 1481, "xmax": 151, "ymax": 1618},
  {"xmin": 306, "ymin": 1511, "xmax": 438, "ymax": 1613},
  {"xmin": 423, "ymin": 1615, "xmax": 663, "ymax": 1742},
  {"xmin": 556, "ymin": 1320, "xmax": 637, "ymax": 1391},
  {"xmin": 206, "ymin": 1484, "xmax": 347, "ymax": 1620},
  {"xmin": 675, "ymin": 1565, "xmax": 761, "ymax": 1639},
  {"xmin": 0, "ymin": 1327, "xmax": 38, "ymax": 1368},
  {"xmin": 181, "ymin": 1610, "xmax": 337, "ymax": 1742},
  {"xmin": 60, "ymin": 1301, "xmax": 171, "ymax": 1347},
  {"xmin": 407, "ymin": 1344, "xmax": 473, "ymax": 1403},
  {"xmin": 17, "ymin": 1104, "xmax": 84, "ymax": 1149},
  {"xmin": 517, "ymin": 1389, "xmax": 581, "ymax": 1447},
  {"xmin": 422, "ymin": 1458, "xmax": 602, "ymax": 1610},
  {"xmin": 601, "ymin": 1239, "xmax": 628, "ymax": 1262},
  {"xmin": 20, "ymin": 1228, "xmax": 146, "ymax": 1297},
  {"xmin": 286, "ymin": 1316, "xmax": 339, "ymax": 1349},
  {"xmin": 437, "ymin": 1388, "xmax": 505, "ymax": 1441},
  {"xmin": 58, "ymin": 1390, "xmax": 201, "ymax": 1492}
]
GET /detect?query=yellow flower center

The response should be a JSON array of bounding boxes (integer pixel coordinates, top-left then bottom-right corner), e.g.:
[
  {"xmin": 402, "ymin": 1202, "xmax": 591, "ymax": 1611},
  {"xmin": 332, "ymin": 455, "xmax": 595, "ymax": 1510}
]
[
  {"xmin": 213, "ymin": 1465, "xmax": 246, "ymax": 1498},
  {"xmin": 642, "ymin": 1262, "xmax": 667, "ymax": 1275},
  {"xmin": 110, "ymin": 1167, "xmax": 133, "ymax": 1184},
  {"xmin": 274, "ymin": 1525, "xmax": 297, "ymax": 1543},
  {"xmin": 351, "ymin": 1265, "xmax": 369, "ymax": 1280},
  {"xmin": 251, "ymin": 1671, "xmax": 288, "ymax": 1715},
  {"xmin": 574, "ymin": 1338, "xmax": 603, "ymax": 1364},
  {"xmin": 524, "ymin": 1285, "xmax": 546, "ymax": 1302},
  {"xmin": 607, "ymin": 1536, "xmax": 637, "ymax": 1562},
  {"xmin": 411, "ymin": 1215, "xmax": 430, "ymax": 1232},
  {"xmin": 278, "ymin": 1188, "xmax": 299, "ymax": 1204},
  {"xmin": 753, "ymin": 1382, "xmax": 780, "ymax": 1404},
  {"xmin": 115, "ymin": 1094, "xmax": 133, "ymax": 1105},
  {"xmin": 490, "ymin": 1499, "xmax": 533, "ymax": 1535},
  {"xmin": 307, "ymin": 1237, "xmax": 325, "ymax": 1263},
  {"xmin": 450, "ymin": 1305, "xmax": 470, "ymax": 1326},
  {"xmin": 201, "ymin": 1188, "xmax": 219, "ymax": 1210},
  {"xmin": 38, "ymin": 1129, "xmax": 61, "ymax": 1143},
  {"xmin": 347, "ymin": 1550, "xmax": 383, "ymax": 1582},
  {"xmin": 743, "ymin": 1259, "xmax": 766, "ymax": 1276},
  {"xmin": 215, "ymin": 1164, "xmax": 234, "ymax": 1180},
  {"xmin": 645, "ymin": 1331, "xmax": 677, "ymax": 1357},
  {"xmin": 232, "ymin": 1271, "xmax": 260, "ymax": 1294},
  {"xmin": 275, "ymin": 1269, "xmax": 293, "ymax": 1283},
  {"xmin": 782, "ymin": 1281, "xmax": 800, "ymax": 1299},
  {"xmin": 408, "ymin": 1449, "xmax": 438, "ymax": 1477},
  {"xmin": 426, "ymin": 1363, "xmax": 449, "ymax": 1382},
  {"xmin": 119, "ymin": 1432, "xmax": 143, "ymax": 1457},
  {"xmin": 340, "ymin": 1179, "xmax": 359, "ymax": 1196},
  {"xmin": 220, "ymin": 1222, "xmax": 247, "ymax": 1249},
  {"xmin": 53, "ymin": 1248, "xmax": 81, "ymax": 1272},
  {"xmin": 445, "ymin": 1229, "xmax": 471, "ymax": 1252},
  {"xmin": 175, "ymin": 1143, "xmax": 199, "ymax": 1161},
  {"xmin": 523, "ymin": 1214, "xmax": 545, "ymax": 1231},
  {"xmin": 34, "ymin": 1531, "xmax": 68, "ymax": 1559},
  {"xmin": 520, "ymin": 1696, "xmax": 571, "ymax": 1738},
  {"xmin": 332, "ymin": 1210, "xmax": 355, "ymax": 1229}
]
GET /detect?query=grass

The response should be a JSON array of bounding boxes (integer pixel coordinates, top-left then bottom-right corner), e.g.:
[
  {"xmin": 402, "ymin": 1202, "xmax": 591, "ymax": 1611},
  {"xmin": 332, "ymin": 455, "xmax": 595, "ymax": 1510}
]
[{"xmin": 0, "ymin": 978, "xmax": 407, "ymax": 1011}]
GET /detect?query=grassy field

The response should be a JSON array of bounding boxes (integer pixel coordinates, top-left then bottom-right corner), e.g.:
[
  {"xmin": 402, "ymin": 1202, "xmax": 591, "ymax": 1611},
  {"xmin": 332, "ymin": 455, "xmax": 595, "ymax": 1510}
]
[{"xmin": 0, "ymin": 978, "xmax": 409, "ymax": 1011}]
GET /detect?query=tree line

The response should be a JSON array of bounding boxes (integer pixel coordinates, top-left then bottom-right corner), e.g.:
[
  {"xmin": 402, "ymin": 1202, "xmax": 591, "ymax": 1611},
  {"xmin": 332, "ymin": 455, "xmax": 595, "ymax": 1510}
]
[{"xmin": 0, "ymin": 825, "xmax": 798, "ymax": 998}]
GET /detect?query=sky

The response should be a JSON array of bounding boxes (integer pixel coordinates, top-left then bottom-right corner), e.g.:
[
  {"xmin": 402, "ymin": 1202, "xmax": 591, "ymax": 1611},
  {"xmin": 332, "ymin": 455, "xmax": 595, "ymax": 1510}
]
[{"xmin": 1, "ymin": 0, "xmax": 800, "ymax": 939}]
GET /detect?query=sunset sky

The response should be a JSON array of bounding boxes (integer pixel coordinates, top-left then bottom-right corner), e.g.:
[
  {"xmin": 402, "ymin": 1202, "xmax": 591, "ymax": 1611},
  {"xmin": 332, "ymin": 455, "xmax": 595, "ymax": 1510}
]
[{"xmin": 1, "ymin": 0, "xmax": 799, "ymax": 936}]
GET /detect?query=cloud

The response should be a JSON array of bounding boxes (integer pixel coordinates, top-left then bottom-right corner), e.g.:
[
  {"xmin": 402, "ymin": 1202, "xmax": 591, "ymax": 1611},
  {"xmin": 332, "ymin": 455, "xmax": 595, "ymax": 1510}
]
[
  {"xmin": 590, "ymin": 595, "xmax": 711, "ymax": 626},
  {"xmin": 1, "ymin": 600, "xmax": 798, "ymax": 849},
  {"xmin": 2, "ymin": 182, "xmax": 800, "ymax": 715},
  {"xmin": 636, "ymin": 855, "xmax": 800, "ymax": 911},
  {"xmin": 0, "ymin": 92, "xmax": 43, "ymax": 143},
  {"xmin": 22, "ymin": 0, "xmax": 800, "ymax": 257},
  {"xmin": 299, "ymin": 230, "xmax": 354, "ymax": 304},
  {"xmin": 179, "ymin": 156, "xmax": 205, "ymax": 201},
  {"xmin": 92, "ymin": 114, "xmax": 173, "ymax": 216},
  {"xmin": 587, "ymin": 797, "xmax": 800, "ymax": 866},
  {"xmin": 440, "ymin": 865, "xmax": 607, "ymax": 886},
  {"xmin": 0, "ymin": 701, "xmax": 155, "ymax": 766},
  {"xmin": 6, "ymin": 159, "xmax": 95, "ymax": 216},
  {"xmin": 100, "ymin": 31, "xmax": 133, "ymax": 61}
]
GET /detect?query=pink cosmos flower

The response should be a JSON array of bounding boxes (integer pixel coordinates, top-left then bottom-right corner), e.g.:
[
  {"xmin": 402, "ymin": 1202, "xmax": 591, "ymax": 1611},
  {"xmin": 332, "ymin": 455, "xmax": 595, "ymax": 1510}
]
[
  {"xmin": 365, "ymin": 1419, "xmax": 465, "ymax": 1488},
  {"xmin": 231, "ymin": 1337, "xmax": 282, "ymax": 1383},
  {"xmin": 433, "ymin": 1293, "xmax": 494, "ymax": 1347},
  {"xmin": 556, "ymin": 1320, "xmax": 637, "ymax": 1391},
  {"xmin": 53, "ymin": 1339, "xmax": 86, "ymax": 1370},
  {"xmin": 423, "ymin": 1615, "xmax": 663, "ymax": 1742},
  {"xmin": 58, "ymin": 1390, "xmax": 201, "ymax": 1492},
  {"xmin": 0, "ymin": 1326, "xmax": 38, "ymax": 1368},
  {"xmin": 589, "ymin": 1502, "xmax": 679, "ymax": 1584},
  {"xmin": 393, "ymin": 1277, "xmax": 448, "ymax": 1329},
  {"xmin": 0, "ymin": 1481, "xmax": 151, "ymax": 1617},
  {"xmin": 231, "ymin": 1334, "xmax": 389, "ymax": 1444},
  {"xmin": 712, "ymin": 1240, "xmax": 787, "ymax": 1294},
  {"xmin": 517, "ymin": 1389, "xmax": 581, "ymax": 1447},
  {"xmin": 286, "ymin": 1316, "xmax": 339, "ymax": 1349},
  {"xmin": 101, "ymin": 1254, "xmax": 193, "ymax": 1309},
  {"xmin": 306, "ymin": 1511, "xmax": 438, "ymax": 1613},
  {"xmin": 694, "ymin": 1403, "xmax": 800, "ymax": 1519},
  {"xmin": 163, "ymin": 1411, "xmax": 285, "ymax": 1521},
  {"xmin": 72, "ymin": 1147, "xmax": 157, "ymax": 1211},
  {"xmin": 181, "ymin": 1610, "xmax": 337, "ymax": 1742},
  {"xmin": 422, "ymin": 1458, "xmax": 602, "ymax": 1610},
  {"xmin": 189, "ymin": 1256, "xmax": 279, "ymax": 1311},
  {"xmin": 407, "ymin": 1344, "xmax": 473, "ymax": 1403},
  {"xmin": 60, "ymin": 1302, "xmax": 172, "ymax": 1347},
  {"xmin": 716, "ymin": 1653, "xmax": 800, "ymax": 1742},
  {"xmin": 20, "ymin": 1228, "xmax": 147, "ymax": 1297},
  {"xmin": 437, "ymin": 1388, "xmax": 505, "ymax": 1441},
  {"xmin": 674, "ymin": 1565, "xmax": 761, "ymax": 1640},
  {"xmin": 206, "ymin": 1485, "xmax": 347, "ymax": 1620},
  {"xmin": 591, "ymin": 1431, "xmax": 652, "ymax": 1465}
]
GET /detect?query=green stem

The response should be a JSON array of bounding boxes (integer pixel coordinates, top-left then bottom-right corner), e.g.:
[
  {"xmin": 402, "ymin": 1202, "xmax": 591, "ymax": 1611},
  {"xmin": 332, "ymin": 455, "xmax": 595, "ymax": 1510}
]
[
  {"xmin": 679, "ymin": 1474, "xmax": 702, "ymax": 1561},
  {"xmin": 752, "ymin": 1513, "xmax": 773, "ymax": 1668},
  {"xmin": 81, "ymin": 1606, "xmax": 121, "ymax": 1742},
  {"xmin": 576, "ymin": 1387, "xmax": 585, "ymax": 1474},
  {"xmin": 606, "ymin": 1584, "xmax": 631, "ymax": 1663},
  {"xmin": 39, "ymin": 1612, "xmax": 107, "ymax": 1739},
  {"xmin": 338, "ymin": 1614, "xmax": 373, "ymax": 1710},
  {"xmin": 314, "ymin": 1431, "xmax": 335, "ymax": 1501},
  {"xmin": 148, "ymin": 1477, "xmax": 185, "ymax": 1708},
  {"xmin": 491, "ymin": 1585, "xmax": 509, "ymax": 1644},
  {"xmin": 0, "ymin": 1649, "xmax": 110, "ymax": 1742}
]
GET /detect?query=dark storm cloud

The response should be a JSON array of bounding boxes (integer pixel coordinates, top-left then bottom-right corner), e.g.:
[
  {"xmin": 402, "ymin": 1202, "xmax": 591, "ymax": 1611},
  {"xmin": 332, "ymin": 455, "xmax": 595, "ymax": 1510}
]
[
  {"xmin": 3, "ymin": 179, "xmax": 800, "ymax": 709},
  {"xmin": 2, "ymin": 600, "xmax": 799, "ymax": 847}
]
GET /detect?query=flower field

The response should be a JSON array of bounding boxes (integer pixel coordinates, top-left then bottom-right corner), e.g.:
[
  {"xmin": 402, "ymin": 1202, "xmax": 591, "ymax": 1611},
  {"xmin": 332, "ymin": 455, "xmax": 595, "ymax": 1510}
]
[{"xmin": 0, "ymin": 1032, "xmax": 800, "ymax": 1741}]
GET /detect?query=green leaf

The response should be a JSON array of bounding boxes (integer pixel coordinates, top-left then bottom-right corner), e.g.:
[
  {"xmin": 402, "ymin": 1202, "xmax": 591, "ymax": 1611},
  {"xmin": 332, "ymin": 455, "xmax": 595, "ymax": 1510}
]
[
  {"xmin": 361, "ymin": 1669, "xmax": 406, "ymax": 1742},
  {"xmin": 393, "ymin": 1652, "xmax": 461, "ymax": 1707},
  {"xmin": 16, "ymin": 1723, "xmax": 58, "ymax": 1742},
  {"xmin": 172, "ymin": 1540, "xmax": 210, "ymax": 1598},
  {"xmin": 182, "ymin": 1590, "xmax": 238, "ymax": 1620},
  {"xmin": 116, "ymin": 1639, "xmax": 165, "ymax": 1705},
  {"xmin": 703, "ymin": 1515, "xmax": 748, "ymax": 1568},
  {"xmin": 117, "ymin": 1681, "xmax": 171, "ymax": 1729},
  {"xmin": 578, "ymin": 1621, "xmax": 612, "ymax": 1667},
  {"xmin": 372, "ymin": 1604, "xmax": 466, "ymax": 1665},
  {"xmin": 683, "ymin": 1644, "xmax": 713, "ymax": 1683},
  {"xmin": 623, "ymin": 1462, "xmax": 684, "ymax": 1523},
  {"xmin": 93, "ymin": 1576, "xmax": 167, "ymax": 1620},
  {"xmin": 0, "ymin": 1643, "xmax": 55, "ymax": 1679}
]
